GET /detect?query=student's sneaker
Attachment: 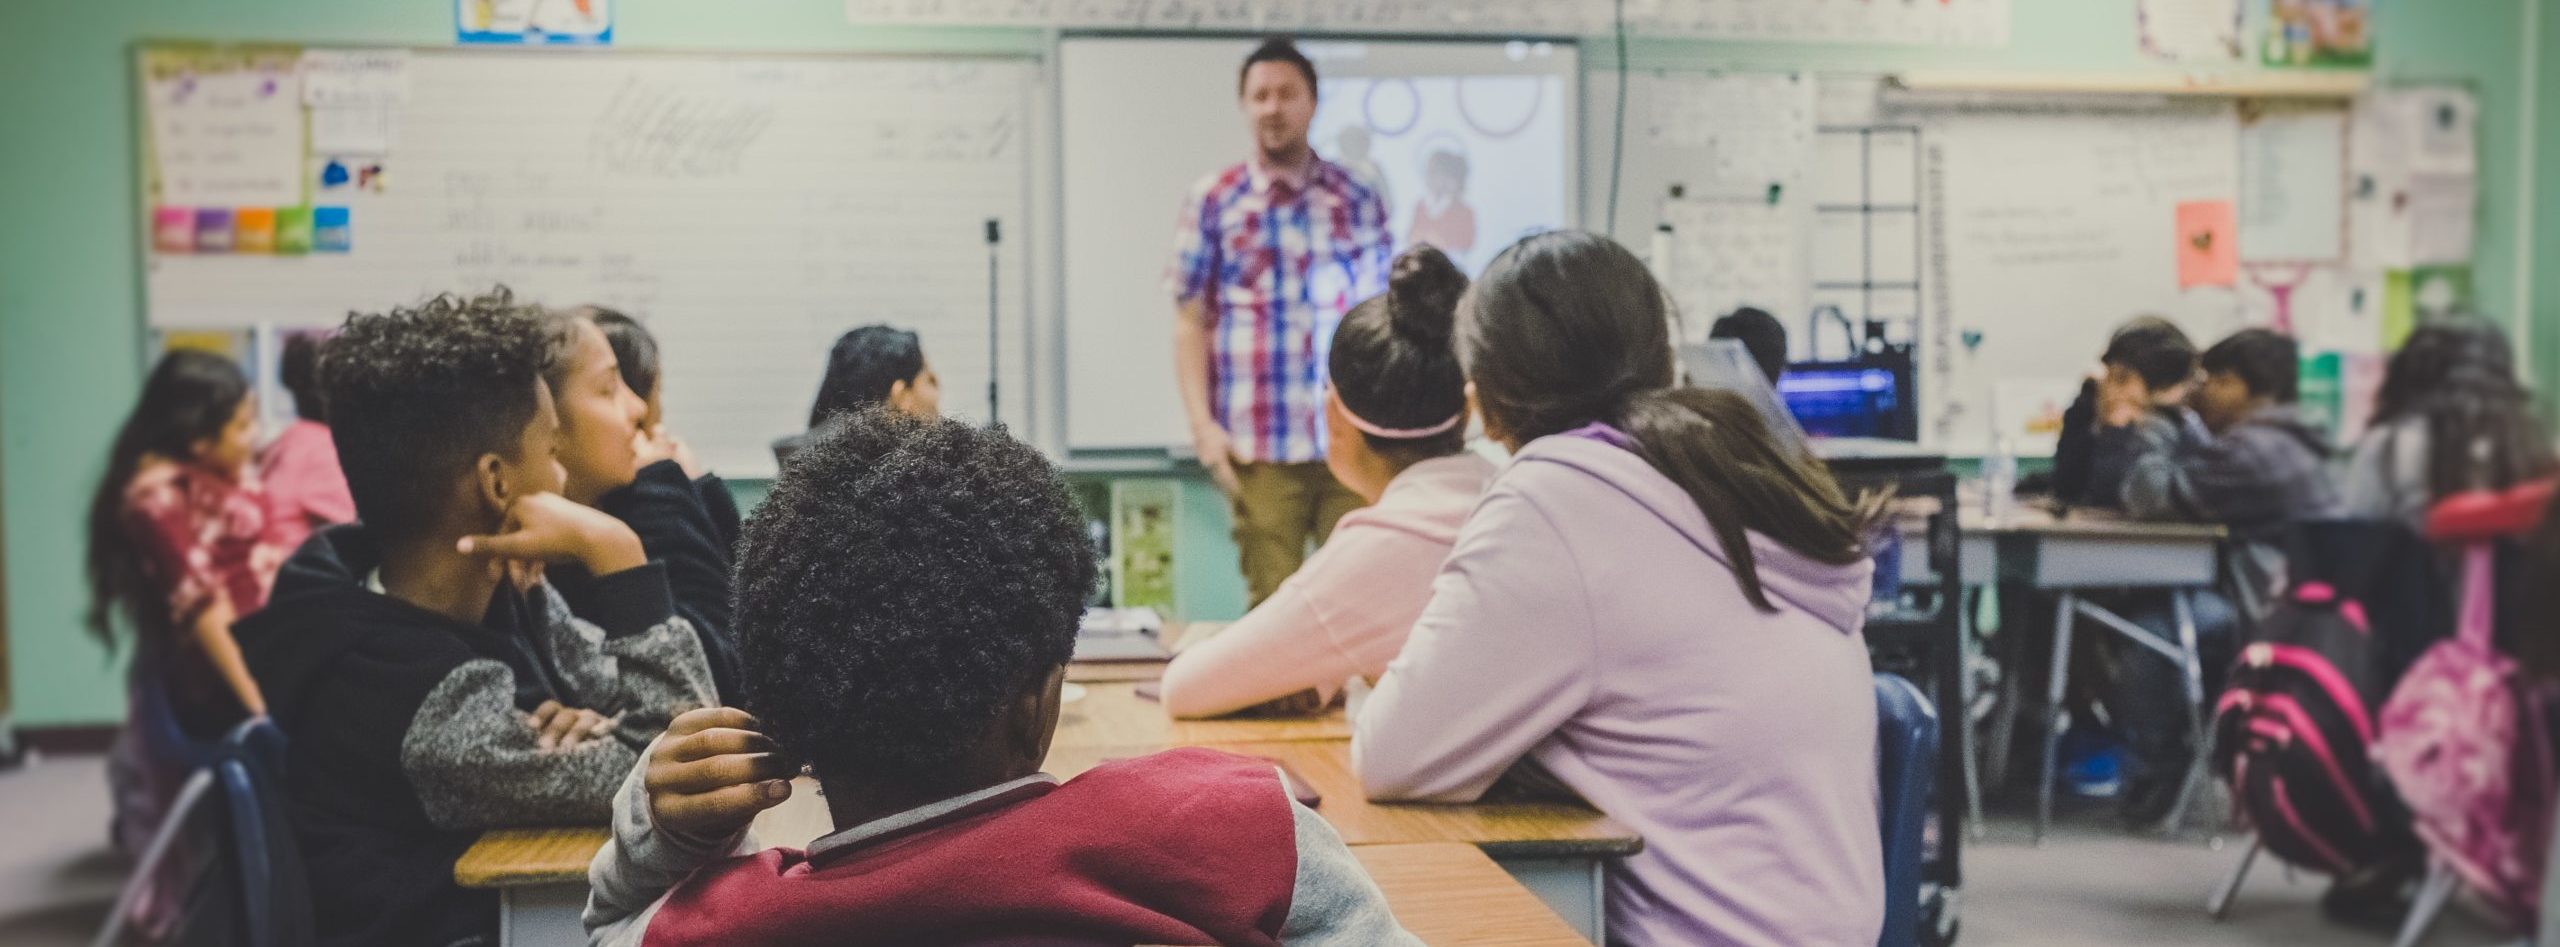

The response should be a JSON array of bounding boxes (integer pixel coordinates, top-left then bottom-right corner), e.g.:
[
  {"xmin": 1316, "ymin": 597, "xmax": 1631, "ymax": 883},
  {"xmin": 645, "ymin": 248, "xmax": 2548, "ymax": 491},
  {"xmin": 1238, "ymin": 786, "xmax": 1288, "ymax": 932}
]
[{"xmin": 2058, "ymin": 730, "xmax": 2123, "ymax": 799}]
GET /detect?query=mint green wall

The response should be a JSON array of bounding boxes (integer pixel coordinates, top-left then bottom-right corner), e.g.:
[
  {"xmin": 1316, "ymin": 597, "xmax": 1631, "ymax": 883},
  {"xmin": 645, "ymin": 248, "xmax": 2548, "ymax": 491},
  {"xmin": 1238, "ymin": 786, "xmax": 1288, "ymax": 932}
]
[{"xmin": 0, "ymin": 0, "xmax": 2535, "ymax": 726}]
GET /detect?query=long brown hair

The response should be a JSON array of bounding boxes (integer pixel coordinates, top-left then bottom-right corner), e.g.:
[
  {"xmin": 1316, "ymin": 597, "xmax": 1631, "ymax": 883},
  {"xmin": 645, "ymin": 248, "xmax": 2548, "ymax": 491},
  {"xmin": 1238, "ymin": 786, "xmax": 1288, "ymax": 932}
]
[
  {"xmin": 1460, "ymin": 230, "xmax": 1876, "ymax": 611},
  {"xmin": 85, "ymin": 350, "xmax": 251, "ymax": 647}
]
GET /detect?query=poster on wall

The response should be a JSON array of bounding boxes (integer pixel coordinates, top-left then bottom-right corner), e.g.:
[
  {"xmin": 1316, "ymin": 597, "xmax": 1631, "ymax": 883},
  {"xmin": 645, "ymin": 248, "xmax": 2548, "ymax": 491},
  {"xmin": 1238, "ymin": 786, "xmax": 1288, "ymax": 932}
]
[
  {"xmin": 457, "ymin": 0, "xmax": 613, "ymax": 46},
  {"xmin": 2138, "ymin": 0, "xmax": 2245, "ymax": 62},
  {"xmin": 2262, "ymin": 0, "xmax": 2374, "ymax": 67}
]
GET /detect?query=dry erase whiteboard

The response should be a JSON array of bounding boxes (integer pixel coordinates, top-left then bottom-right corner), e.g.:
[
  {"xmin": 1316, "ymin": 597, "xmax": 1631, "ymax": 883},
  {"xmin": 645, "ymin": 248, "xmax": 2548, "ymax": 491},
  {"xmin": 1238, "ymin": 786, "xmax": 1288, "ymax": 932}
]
[{"xmin": 140, "ymin": 47, "xmax": 1038, "ymax": 478}]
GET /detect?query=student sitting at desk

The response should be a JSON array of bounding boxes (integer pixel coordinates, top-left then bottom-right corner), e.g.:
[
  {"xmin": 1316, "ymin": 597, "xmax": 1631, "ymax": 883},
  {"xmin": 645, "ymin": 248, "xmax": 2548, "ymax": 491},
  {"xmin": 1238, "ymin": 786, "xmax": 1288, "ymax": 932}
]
[
  {"xmin": 259, "ymin": 331, "xmax": 356, "ymax": 554},
  {"xmin": 1354, "ymin": 231, "xmax": 1886, "ymax": 947},
  {"xmin": 1708, "ymin": 305, "xmax": 1788, "ymax": 387},
  {"xmin": 2051, "ymin": 316, "xmax": 2197, "ymax": 509},
  {"xmin": 584, "ymin": 408, "xmax": 1417, "ymax": 946},
  {"xmin": 235, "ymin": 290, "xmax": 714, "ymax": 947},
  {"xmin": 2343, "ymin": 317, "xmax": 2554, "ymax": 529},
  {"xmin": 2091, "ymin": 328, "xmax": 2338, "ymax": 822},
  {"xmin": 771, "ymin": 324, "xmax": 940, "ymax": 468},
  {"xmin": 543, "ymin": 307, "xmax": 747, "ymax": 700},
  {"xmin": 1157, "ymin": 247, "xmax": 1494, "ymax": 719},
  {"xmin": 88, "ymin": 350, "xmax": 286, "ymax": 936},
  {"xmin": 587, "ymin": 307, "xmax": 744, "ymax": 551}
]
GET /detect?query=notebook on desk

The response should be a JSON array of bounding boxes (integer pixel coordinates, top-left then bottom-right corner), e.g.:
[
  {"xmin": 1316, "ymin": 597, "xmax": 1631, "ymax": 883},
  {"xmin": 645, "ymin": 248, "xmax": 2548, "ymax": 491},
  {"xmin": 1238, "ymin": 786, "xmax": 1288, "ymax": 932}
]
[{"xmin": 1075, "ymin": 607, "xmax": 1170, "ymax": 663}]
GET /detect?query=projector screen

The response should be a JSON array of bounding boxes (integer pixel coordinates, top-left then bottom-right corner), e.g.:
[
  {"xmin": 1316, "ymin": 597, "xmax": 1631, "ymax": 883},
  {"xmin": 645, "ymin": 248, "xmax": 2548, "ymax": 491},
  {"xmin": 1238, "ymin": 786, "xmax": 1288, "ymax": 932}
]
[{"xmin": 1061, "ymin": 37, "xmax": 1579, "ymax": 452}]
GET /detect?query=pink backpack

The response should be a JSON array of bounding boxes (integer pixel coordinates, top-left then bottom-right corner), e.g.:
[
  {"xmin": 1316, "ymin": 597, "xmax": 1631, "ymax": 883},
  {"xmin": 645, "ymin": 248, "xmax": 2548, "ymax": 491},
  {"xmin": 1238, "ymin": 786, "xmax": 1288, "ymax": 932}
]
[{"xmin": 2373, "ymin": 543, "xmax": 2557, "ymax": 927}]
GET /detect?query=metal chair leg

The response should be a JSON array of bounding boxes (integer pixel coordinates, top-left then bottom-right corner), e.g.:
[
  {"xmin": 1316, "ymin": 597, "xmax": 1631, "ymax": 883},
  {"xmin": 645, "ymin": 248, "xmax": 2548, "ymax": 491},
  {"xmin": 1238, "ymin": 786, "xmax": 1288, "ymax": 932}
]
[
  {"xmin": 2036, "ymin": 592, "xmax": 2078, "ymax": 845},
  {"xmin": 2163, "ymin": 589, "xmax": 2211, "ymax": 833},
  {"xmin": 1959, "ymin": 589, "xmax": 1988, "ymax": 840},
  {"xmin": 2206, "ymin": 836, "xmax": 2260, "ymax": 920},
  {"xmin": 2393, "ymin": 860, "xmax": 2459, "ymax": 947}
]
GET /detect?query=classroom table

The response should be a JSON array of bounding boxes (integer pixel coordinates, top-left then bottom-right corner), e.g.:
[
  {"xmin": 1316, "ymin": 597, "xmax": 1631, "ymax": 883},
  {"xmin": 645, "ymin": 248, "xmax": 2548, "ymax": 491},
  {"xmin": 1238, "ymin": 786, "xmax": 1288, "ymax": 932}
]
[
  {"xmin": 1051, "ymin": 680, "xmax": 1351, "ymax": 749},
  {"xmin": 1905, "ymin": 504, "xmax": 2227, "ymax": 841},
  {"xmin": 457, "ymin": 831, "xmax": 1592, "ymax": 946},
  {"xmin": 457, "ymin": 679, "xmax": 1637, "ymax": 945}
]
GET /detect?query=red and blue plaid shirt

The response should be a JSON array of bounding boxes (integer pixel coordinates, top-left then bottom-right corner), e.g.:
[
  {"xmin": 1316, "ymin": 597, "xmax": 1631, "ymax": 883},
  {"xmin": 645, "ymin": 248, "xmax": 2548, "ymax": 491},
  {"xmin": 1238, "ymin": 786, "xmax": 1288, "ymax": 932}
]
[{"xmin": 1167, "ymin": 157, "xmax": 1393, "ymax": 464}]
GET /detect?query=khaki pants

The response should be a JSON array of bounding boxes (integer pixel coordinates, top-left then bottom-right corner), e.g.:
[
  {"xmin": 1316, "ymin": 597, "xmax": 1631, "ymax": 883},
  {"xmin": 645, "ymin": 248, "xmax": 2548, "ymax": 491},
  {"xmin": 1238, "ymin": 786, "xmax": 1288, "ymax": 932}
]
[{"xmin": 1231, "ymin": 461, "xmax": 1368, "ymax": 606}]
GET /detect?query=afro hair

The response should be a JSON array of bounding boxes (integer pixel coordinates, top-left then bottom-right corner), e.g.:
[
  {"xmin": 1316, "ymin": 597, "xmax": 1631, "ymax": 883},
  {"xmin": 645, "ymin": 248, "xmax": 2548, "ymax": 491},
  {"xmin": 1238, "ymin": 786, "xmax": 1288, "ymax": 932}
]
[{"xmin": 733, "ymin": 406, "xmax": 1096, "ymax": 786}]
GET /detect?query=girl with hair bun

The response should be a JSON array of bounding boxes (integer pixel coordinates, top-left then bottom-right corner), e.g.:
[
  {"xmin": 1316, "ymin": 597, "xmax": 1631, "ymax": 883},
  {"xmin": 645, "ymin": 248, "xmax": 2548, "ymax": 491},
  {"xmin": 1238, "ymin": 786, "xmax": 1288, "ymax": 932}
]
[{"xmin": 1157, "ymin": 246, "xmax": 1496, "ymax": 719}]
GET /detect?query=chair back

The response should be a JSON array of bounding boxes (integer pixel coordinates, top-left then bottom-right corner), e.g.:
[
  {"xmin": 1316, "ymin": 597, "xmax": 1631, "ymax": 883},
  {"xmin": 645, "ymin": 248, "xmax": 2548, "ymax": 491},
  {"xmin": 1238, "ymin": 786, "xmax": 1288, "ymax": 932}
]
[{"xmin": 1874, "ymin": 673, "xmax": 1939, "ymax": 947}]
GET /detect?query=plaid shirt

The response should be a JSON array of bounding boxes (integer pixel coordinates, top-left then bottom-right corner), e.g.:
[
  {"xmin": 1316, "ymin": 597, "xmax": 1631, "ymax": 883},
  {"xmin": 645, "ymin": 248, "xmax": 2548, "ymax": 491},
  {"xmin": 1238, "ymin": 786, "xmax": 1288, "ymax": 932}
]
[{"xmin": 1167, "ymin": 157, "xmax": 1393, "ymax": 464}]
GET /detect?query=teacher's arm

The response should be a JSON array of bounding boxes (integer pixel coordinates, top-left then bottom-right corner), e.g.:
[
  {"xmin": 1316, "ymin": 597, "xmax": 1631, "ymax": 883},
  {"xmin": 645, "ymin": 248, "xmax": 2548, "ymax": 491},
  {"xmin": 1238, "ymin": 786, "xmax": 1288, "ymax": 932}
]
[{"xmin": 1174, "ymin": 299, "xmax": 1240, "ymax": 496}]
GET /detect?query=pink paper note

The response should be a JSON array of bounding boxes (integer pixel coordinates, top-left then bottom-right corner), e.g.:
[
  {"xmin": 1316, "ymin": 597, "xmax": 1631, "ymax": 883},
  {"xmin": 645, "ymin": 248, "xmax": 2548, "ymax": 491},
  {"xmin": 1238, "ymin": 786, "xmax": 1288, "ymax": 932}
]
[{"xmin": 2177, "ymin": 200, "xmax": 2239, "ymax": 289}]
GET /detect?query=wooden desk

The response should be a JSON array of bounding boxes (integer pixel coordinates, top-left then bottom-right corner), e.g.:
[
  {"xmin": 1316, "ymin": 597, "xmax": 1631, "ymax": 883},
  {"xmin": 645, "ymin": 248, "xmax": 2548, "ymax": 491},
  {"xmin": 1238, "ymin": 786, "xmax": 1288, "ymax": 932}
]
[
  {"xmin": 1351, "ymin": 844, "xmax": 1592, "ymax": 946},
  {"xmin": 1064, "ymin": 659, "xmax": 1167, "ymax": 684},
  {"xmin": 1052, "ymin": 680, "xmax": 1351, "ymax": 749},
  {"xmin": 1050, "ymin": 740, "xmax": 1636, "ymax": 941},
  {"xmin": 460, "ymin": 832, "xmax": 1596, "ymax": 946}
]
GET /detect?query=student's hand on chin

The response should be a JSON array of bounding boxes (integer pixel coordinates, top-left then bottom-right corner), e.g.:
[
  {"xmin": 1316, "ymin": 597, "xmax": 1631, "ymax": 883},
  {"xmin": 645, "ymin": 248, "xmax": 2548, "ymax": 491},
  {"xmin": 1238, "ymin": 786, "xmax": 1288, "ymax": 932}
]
[
  {"xmin": 647, "ymin": 707, "xmax": 795, "ymax": 843},
  {"xmin": 457, "ymin": 492, "xmax": 647, "ymax": 575},
  {"xmin": 632, "ymin": 425, "xmax": 703, "ymax": 480}
]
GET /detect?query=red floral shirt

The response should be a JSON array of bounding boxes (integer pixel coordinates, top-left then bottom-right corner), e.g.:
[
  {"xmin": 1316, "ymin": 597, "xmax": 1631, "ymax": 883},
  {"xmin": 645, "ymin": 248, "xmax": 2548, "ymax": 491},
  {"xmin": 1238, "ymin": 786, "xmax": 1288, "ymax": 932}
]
[{"xmin": 124, "ymin": 460, "xmax": 290, "ymax": 630}]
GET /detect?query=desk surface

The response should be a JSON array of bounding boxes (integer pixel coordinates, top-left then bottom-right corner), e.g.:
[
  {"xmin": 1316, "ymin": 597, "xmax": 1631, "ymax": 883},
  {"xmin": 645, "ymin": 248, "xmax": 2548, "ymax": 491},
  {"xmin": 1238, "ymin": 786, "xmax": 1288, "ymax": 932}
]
[
  {"xmin": 1046, "ymin": 740, "xmax": 1642, "ymax": 858},
  {"xmin": 1351, "ymin": 843, "xmax": 1593, "ymax": 945},
  {"xmin": 459, "ymin": 737, "xmax": 1640, "ymax": 888},
  {"xmin": 1961, "ymin": 507, "xmax": 2226, "ymax": 541},
  {"xmin": 1054, "ymin": 681, "xmax": 1352, "ymax": 749}
]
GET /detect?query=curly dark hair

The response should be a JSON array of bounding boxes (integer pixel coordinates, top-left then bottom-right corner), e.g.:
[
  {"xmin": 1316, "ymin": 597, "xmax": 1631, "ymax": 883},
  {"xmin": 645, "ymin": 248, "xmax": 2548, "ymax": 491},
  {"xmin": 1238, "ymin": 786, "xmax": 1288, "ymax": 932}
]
[
  {"xmin": 734, "ymin": 406, "xmax": 1096, "ymax": 787},
  {"xmin": 322, "ymin": 288, "xmax": 549, "ymax": 546}
]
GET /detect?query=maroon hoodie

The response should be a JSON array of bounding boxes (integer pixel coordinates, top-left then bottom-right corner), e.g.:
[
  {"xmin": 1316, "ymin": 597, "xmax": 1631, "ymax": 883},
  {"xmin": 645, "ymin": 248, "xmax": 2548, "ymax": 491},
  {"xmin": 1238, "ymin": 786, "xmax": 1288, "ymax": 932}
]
[{"xmin": 627, "ymin": 748, "xmax": 1399, "ymax": 947}]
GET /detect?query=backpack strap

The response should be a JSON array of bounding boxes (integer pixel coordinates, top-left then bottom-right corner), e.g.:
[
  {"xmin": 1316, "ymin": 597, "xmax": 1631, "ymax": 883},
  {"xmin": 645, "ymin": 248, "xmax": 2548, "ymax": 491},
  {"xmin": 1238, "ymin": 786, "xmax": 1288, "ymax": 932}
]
[{"xmin": 2459, "ymin": 543, "xmax": 2496, "ymax": 649}]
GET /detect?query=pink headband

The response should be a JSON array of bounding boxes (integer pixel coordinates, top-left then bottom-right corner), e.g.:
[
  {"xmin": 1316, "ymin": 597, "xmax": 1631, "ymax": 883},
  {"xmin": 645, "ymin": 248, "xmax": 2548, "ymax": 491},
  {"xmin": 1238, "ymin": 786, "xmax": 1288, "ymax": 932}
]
[{"xmin": 1339, "ymin": 404, "xmax": 1466, "ymax": 440}]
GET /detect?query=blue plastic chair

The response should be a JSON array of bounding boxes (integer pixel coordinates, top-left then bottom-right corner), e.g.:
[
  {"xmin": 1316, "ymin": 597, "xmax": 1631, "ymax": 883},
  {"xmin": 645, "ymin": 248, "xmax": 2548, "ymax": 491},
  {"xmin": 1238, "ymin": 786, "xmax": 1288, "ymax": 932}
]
[
  {"xmin": 93, "ymin": 717, "xmax": 312, "ymax": 947},
  {"xmin": 1875, "ymin": 673, "xmax": 1940, "ymax": 947}
]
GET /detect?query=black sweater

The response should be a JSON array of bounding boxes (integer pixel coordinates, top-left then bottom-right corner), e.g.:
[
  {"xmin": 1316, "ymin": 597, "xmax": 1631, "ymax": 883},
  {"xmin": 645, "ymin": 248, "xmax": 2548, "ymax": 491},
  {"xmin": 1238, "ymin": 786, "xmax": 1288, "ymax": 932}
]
[
  {"xmin": 551, "ymin": 460, "xmax": 742, "ymax": 700},
  {"xmin": 237, "ymin": 525, "xmax": 713, "ymax": 947}
]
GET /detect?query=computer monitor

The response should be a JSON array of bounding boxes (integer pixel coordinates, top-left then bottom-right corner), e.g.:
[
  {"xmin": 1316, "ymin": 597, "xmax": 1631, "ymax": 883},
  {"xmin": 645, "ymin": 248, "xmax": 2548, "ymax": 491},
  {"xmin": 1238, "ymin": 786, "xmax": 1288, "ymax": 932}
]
[{"xmin": 1780, "ymin": 354, "xmax": 1918, "ymax": 441}]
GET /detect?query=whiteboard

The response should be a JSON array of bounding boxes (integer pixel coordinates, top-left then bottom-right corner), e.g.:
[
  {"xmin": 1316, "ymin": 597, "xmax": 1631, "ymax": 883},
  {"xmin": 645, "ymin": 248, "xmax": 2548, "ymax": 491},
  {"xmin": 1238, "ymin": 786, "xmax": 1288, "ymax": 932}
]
[
  {"xmin": 1924, "ymin": 103, "xmax": 2249, "ymax": 453},
  {"xmin": 142, "ymin": 48, "xmax": 1038, "ymax": 477},
  {"xmin": 1059, "ymin": 37, "xmax": 1578, "ymax": 452}
]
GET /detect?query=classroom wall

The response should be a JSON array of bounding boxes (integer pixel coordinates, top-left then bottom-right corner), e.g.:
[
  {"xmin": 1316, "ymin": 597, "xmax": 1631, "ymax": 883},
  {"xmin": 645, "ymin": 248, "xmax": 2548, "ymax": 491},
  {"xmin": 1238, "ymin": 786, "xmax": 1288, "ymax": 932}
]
[{"xmin": 0, "ymin": 0, "xmax": 2537, "ymax": 728}]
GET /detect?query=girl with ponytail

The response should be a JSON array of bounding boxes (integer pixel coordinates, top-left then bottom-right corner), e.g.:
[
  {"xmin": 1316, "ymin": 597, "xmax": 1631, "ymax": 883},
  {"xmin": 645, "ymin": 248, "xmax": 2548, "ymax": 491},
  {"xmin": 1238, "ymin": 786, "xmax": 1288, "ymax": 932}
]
[
  {"xmin": 1157, "ymin": 246, "xmax": 1496, "ymax": 719},
  {"xmin": 1354, "ymin": 231, "xmax": 1887, "ymax": 946}
]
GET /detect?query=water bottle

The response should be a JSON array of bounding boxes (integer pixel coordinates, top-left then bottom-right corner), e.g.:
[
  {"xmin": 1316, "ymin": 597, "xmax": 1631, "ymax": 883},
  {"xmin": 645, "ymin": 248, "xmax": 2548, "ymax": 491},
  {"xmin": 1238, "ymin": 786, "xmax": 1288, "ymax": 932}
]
[{"xmin": 1983, "ymin": 435, "xmax": 2018, "ymax": 522}]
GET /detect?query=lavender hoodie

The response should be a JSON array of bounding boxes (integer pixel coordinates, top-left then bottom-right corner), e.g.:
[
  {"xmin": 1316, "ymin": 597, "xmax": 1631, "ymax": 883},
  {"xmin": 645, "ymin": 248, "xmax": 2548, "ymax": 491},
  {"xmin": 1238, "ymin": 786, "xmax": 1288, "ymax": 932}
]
[{"xmin": 1354, "ymin": 428, "xmax": 1883, "ymax": 947}]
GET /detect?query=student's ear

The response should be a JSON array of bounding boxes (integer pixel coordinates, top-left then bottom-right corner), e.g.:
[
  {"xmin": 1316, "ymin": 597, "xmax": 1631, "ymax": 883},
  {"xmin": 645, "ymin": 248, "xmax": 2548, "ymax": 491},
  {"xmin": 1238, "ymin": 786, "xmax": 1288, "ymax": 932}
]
[
  {"xmin": 1464, "ymin": 383, "xmax": 1509, "ymax": 447},
  {"xmin": 1007, "ymin": 666, "xmax": 1067, "ymax": 769},
  {"xmin": 888, "ymin": 378, "xmax": 914, "ymax": 415},
  {"xmin": 471, "ymin": 453, "xmax": 516, "ymax": 520}
]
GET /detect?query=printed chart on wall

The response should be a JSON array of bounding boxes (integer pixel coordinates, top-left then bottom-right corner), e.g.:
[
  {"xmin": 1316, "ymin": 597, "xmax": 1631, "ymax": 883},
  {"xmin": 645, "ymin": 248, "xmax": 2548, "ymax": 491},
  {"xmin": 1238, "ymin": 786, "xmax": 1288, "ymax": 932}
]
[
  {"xmin": 138, "ymin": 46, "xmax": 1036, "ymax": 477},
  {"xmin": 1930, "ymin": 105, "xmax": 2246, "ymax": 455}
]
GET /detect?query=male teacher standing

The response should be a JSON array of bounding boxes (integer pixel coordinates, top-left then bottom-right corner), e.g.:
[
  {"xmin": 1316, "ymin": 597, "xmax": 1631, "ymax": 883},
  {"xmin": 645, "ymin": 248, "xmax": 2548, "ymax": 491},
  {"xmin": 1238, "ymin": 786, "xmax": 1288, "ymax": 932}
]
[{"xmin": 1168, "ymin": 38, "xmax": 1395, "ymax": 605}]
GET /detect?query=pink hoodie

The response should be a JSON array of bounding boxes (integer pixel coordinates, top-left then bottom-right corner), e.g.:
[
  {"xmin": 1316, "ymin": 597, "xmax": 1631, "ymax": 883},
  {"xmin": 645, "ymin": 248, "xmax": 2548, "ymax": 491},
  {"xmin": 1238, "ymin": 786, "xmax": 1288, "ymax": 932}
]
[
  {"xmin": 1159, "ymin": 454, "xmax": 1495, "ymax": 718},
  {"xmin": 1354, "ymin": 429, "xmax": 1882, "ymax": 947}
]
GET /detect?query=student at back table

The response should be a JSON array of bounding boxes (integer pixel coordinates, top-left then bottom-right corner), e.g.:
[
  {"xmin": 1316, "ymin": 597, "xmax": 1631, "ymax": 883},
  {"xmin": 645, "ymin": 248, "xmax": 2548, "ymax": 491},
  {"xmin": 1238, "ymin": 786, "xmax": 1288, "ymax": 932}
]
[
  {"xmin": 772, "ymin": 324, "xmax": 940, "ymax": 468},
  {"xmin": 2090, "ymin": 327, "xmax": 2339, "ymax": 823},
  {"xmin": 1353, "ymin": 231, "xmax": 1886, "ymax": 946},
  {"xmin": 235, "ymin": 290, "xmax": 713, "ymax": 947},
  {"xmin": 583, "ymin": 408, "xmax": 1418, "ymax": 946}
]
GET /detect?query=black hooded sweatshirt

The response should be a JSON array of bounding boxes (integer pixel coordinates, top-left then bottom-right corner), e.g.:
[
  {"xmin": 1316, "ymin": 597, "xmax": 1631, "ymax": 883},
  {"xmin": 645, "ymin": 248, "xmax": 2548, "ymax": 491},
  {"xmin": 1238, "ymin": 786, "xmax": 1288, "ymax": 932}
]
[{"xmin": 235, "ymin": 524, "xmax": 714, "ymax": 947}]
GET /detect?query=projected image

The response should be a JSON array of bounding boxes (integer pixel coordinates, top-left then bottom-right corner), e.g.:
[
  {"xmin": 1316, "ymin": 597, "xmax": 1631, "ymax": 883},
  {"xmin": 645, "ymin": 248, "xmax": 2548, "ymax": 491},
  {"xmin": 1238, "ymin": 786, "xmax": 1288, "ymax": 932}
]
[{"xmin": 1311, "ymin": 56, "xmax": 1570, "ymax": 273}]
